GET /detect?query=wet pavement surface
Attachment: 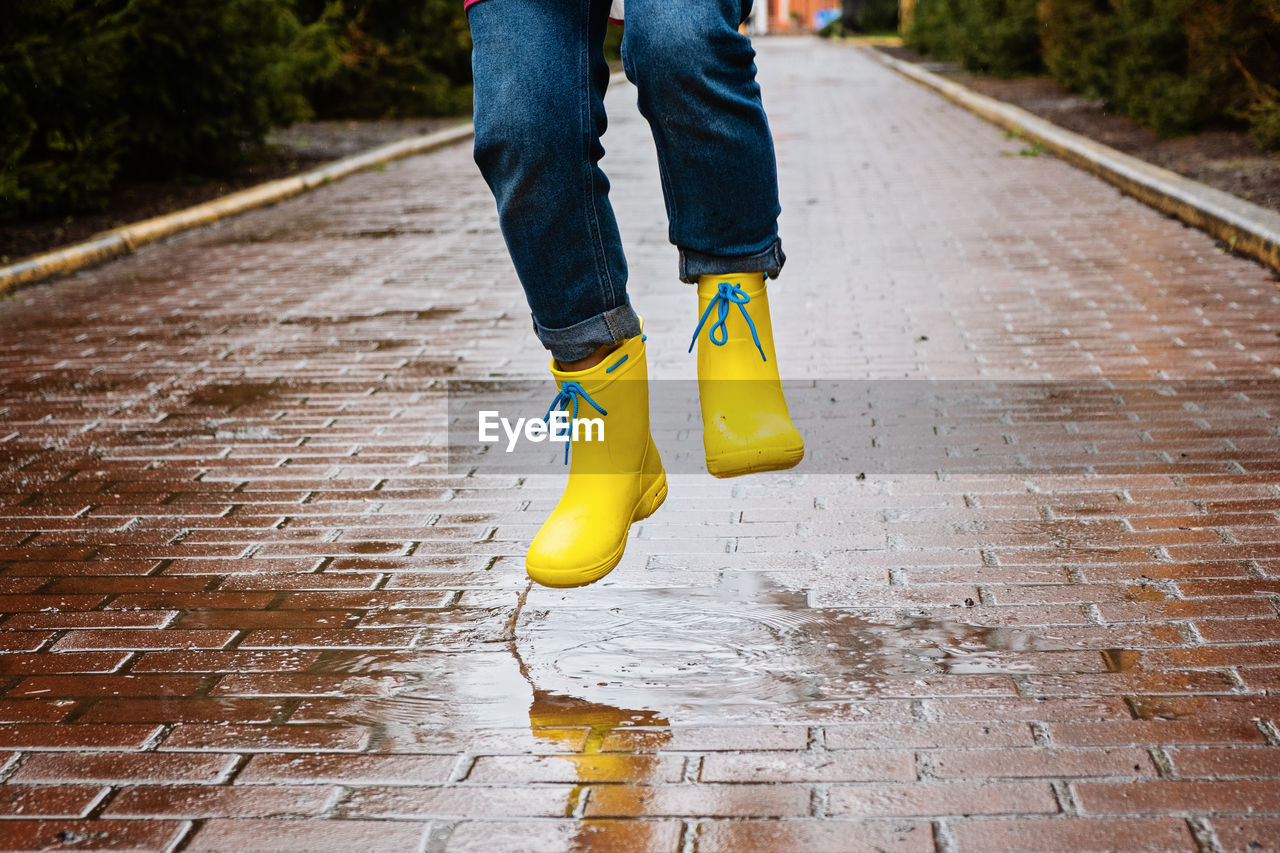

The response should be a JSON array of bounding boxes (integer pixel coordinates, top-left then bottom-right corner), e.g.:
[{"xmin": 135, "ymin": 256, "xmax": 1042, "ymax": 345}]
[{"xmin": 2, "ymin": 37, "xmax": 1280, "ymax": 853}]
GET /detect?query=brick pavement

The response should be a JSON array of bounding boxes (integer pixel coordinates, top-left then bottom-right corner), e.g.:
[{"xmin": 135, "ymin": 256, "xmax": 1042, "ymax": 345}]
[{"xmin": 2, "ymin": 37, "xmax": 1279, "ymax": 853}]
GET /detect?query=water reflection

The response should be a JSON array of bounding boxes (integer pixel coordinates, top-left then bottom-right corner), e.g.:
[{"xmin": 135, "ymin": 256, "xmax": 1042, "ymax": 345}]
[
  {"xmin": 516, "ymin": 572, "xmax": 1024, "ymax": 721},
  {"xmin": 523, "ymin": 687, "xmax": 673, "ymax": 850},
  {"xmin": 312, "ymin": 572, "xmax": 1074, "ymax": 737}
]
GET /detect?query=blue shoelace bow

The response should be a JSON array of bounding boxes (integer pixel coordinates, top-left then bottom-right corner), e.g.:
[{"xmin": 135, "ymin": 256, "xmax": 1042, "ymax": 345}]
[
  {"xmin": 543, "ymin": 380, "xmax": 607, "ymax": 464},
  {"xmin": 688, "ymin": 281, "xmax": 767, "ymax": 362}
]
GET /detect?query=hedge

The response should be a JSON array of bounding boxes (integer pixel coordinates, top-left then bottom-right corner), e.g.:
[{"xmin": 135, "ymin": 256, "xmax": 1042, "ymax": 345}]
[
  {"xmin": 821, "ymin": 0, "xmax": 901, "ymax": 34},
  {"xmin": 908, "ymin": 0, "xmax": 1280, "ymax": 148},
  {"xmin": 905, "ymin": 0, "xmax": 1043, "ymax": 77},
  {"xmin": 0, "ymin": 1, "xmax": 127, "ymax": 218},
  {"xmin": 0, "ymin": 0, "xmax": 473, "ymax": 221},
  {"xmin": 296, "ymin": 0, "xmax": 473, "ymax": 120}
]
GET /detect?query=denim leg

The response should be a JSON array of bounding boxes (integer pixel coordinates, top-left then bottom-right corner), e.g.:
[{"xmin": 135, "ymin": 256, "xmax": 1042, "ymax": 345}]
[
  {"xmin": 621, "ymin": 0, "xmax": 785, "ymax": 283},
  {"xmin": 469, "ymin": 0, "xmax": 641, "ymax": 362}
]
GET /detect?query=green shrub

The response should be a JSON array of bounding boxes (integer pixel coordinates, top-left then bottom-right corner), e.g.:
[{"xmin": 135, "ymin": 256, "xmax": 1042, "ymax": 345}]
[
  {"xmin": 958, "ymin": 0, "xmax": 1043, "ymax": 76},
  {"xmin": 912, "ymin": 0, "xmax": 1280, "ymax": 147},
  {"xmin": 1, "ymin": 0, "xmax": 319, "ymax": 219},
  {"xmin": 905, "ymin": 0, "xmax": 962, "ymax": 59},
  {"xmin": 0, "ymin": 0, "xmax": 127, "ymax": 218},
  {"xmin": 1041, "ymin": 0, "xmax": 1280, "ymax": 144},
  {"xmin": 113, "ymin": 0, "xmax": 318, "ymax": 176},
  {"xmin": 1110, "ymin": 0, "xmax": 1211, "ymax": 137},
  {"xmin": 1183, "ymin": 0, "xmax": 1280, "ymax": 149},
  {"xmin": 1, "ymin": 0, "xmax": 475, "ymax": 220},
  {"xmin": 295, "ymin": 0, "xmax": 472, "ymax": 119},
  {"xmin": 906, "ymin": 0, "xmax": 1042, "ymax": 75},
  {"xmin": 1038, "ymin": 0, "xmax": 1120, "ymax": 98},
  {"xmin": 842, "ymin": 0, "xmax": 901, "ymax": 32}
]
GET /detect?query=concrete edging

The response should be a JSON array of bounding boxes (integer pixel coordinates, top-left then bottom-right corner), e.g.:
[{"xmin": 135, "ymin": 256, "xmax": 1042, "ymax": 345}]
[
  {"xmin": 863, "ymin": 45, "xmax": 1280, "ymax": 275},
  {"xmin": 0, "ymin": 122, "xmax": 477, "ymax": 293}
]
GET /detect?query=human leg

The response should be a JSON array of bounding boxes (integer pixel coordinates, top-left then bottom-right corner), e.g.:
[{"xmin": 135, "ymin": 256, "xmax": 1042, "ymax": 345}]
[
  {"xmin": 469, "ymin": 0, "xmax": 639, "ymax": 363},
  {"xmin": 621, "ymin": 0, "xmax": 802, "ymax": 476},
  {"xmin": 468, "ymin": 0, "xmax": 665, "ymax": 585},
  {"xmin": 619, "ymin": 0, "xmax": 785, "ymax": 282}
]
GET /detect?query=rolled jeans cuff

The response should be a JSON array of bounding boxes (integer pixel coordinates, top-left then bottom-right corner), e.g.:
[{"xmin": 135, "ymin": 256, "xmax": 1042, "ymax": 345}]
[
  {"xmin": 678, "ymin": 238, "xmax": 786, "ymax": 284},
  {"xmin": 533, "ymin": 300, "xmax": 642, "ymax": 363}
]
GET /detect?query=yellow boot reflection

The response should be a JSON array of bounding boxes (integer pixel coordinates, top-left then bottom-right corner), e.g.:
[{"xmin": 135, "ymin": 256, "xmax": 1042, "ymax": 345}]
[{"xmin": 527, "ymin": 690, "xmax": 675, "ymax": 851}]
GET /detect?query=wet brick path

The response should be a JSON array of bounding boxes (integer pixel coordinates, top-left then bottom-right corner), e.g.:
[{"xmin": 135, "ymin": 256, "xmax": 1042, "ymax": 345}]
[{"xmin": 2, "ymin": 38, "xmax": 1280, "ymax": 852}]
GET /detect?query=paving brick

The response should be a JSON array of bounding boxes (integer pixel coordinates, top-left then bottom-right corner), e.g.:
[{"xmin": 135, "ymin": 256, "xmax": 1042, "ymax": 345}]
[
  {"xmin": 238, "ymin": 628, "xmax": 418, "ymax": 649},
  {"xmin": 0, "ymin": 785, "xmax": 108, "ymax": 818},
  {"xmin": 829, "ymin": 781, "xmax": 1059, "ymax": 817},
  {"xmin": 1047, "ymin": 719, "xmax": 1268, "ymax": 747},
  {"xmin": 103, "ymin": 784, "xmax": 341, "ymax": 818},
  {"xmin": 11, "ymin": 753, "xmax": 238, "ymax": 785},
  {"xmin": 211, "ymin": 673, "xmax": 409, "ymax": 697},
  {"xmin": 78, "ymin": 698, "xmax": 287, "ymax": 724},
  {"xmin": 585, "ymin": 783, "xmax": 812, "ymax": 817},
  {"xmin": 237, "ymin": 754, "xmax": 454, "ymax": 785},
  {"xmin": 467, "ymin": 753, "xmax": 685, "ymax": 784},
  {"xmin": 0, "ymin": 595, "xmax": 106, "ymax": 612},
  {"xmin": 9, "ymin": 675, "xmax": 207, "ymax": 698},
  {"xmin": 0, "ymin": 632, "xmax": 54, "ymax": 652},
  {"xmin": 0, "ymin": 724, "xmax": 162, "ymax": 750},
  {"xmin": 1210, "ymin": 818, "xmax": 1280, "ymax": 852},
  {"xmin": 928, "ymin": 747, "xmax": 1155, "ymax": 779},
  {"xmin": 444, "ymin": 819, "xmax": 684, "ymax": 853},
  {"xmin": 342, "ymin": 785, "xmax": 574, "ymax": 818},
  {"xmin": 1196, "ymin": 617, "xmax": 1280, "ymax": 643},
  {"xmin": 1165, "ymin": 747, "xmax": 1280, "ymax": 779},
  {"xmin": 47, "ymin": 577, "xmax": 211, "ymax": 594},
  {"xmin": 185, "ymin": 818, "xmax": 429, "ymax": 852},
  {"xmin": 174, "ymin": 609, "xmax": 359, "ymax": 630},
  {"xmin": 947, "ymin": 817, "xmax": 1196, "ymax": 852},
  {"xmin": 0, "ymin": 700, "xmax": 77, "ymax": 724},
  {"xmin": 825, "ymin": 723, "xmax": 1037, "ymax": 750},
  {"xmin": 1126, "ymin": 694, "xmax": 1280, "ymax": 723},
  {"xmin": 599, "ymin": 726, "xmax": 809, "ymax": 753},
  {"xmin": 1074, "ymin": 780, "xmax": 1280, "ymax": 814},
  {"xmin": 2, "ymin": 611, "xmax": 178, "ymax": 630},
  {"xmin": 0, "ymin": 820, "xmax": 191, "ymax": 852},
  {"xmin": 130, "ymin": 650, "xmax": 323, "ymax": 672},
  {"xmin": 159, "ymin": 724, "xmax": 369, "ymax": 753},
  {"xmin": 275, "ymin": 590, "xmax": 453, "ymax": 609},
  {"xmin": 0, "ymin": 652, "xmax": 130, "ymax": 676},
  {"xmin": 700, "ymin": 751, "xmax": 916, "ymax": 782},
  {"xmin": 52, "ymin": 629, "xmax": 238, "ymax": 653},
  {"xmin": 697, "ymin": 819, "xmax": 934, "ymax": 852}
]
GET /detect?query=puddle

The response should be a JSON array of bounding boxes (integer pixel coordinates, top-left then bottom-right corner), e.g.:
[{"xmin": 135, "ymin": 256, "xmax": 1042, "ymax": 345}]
[
  {"xmin": 316, "ymin": 574, "xmax": 1064, "ymax": 731},
  {"xmin": 515, "ymin": 574, "xmax": 1027, "ymax": 720},
  {"xmin": 1101, "ymin": 647, "xmax": 1141, "ymax": 672},
  {"xmin": 188, "ymin": 381, "xmax": 285, "ymax": 410}
]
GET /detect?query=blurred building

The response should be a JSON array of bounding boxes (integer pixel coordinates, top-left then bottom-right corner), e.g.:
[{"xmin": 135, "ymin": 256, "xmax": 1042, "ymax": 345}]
[{"xmin": 765, "ymin": 0, "xmax": 842, "ymax": 31}]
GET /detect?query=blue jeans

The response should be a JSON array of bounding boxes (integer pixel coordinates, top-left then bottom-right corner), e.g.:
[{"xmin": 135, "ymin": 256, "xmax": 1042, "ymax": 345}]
[{"xmin": 468, "ymin": 0, "xmax": 785, "ymax": 362}]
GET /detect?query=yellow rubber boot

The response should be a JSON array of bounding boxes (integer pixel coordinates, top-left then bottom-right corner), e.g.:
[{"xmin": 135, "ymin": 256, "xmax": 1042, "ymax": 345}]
[
  {"xmin": 692, "ymin": 272, "xmax": 804, "ymax": 478},
  {"xmin": 526, "ymin": 331, "xmax": 667, "ymax": 588}
]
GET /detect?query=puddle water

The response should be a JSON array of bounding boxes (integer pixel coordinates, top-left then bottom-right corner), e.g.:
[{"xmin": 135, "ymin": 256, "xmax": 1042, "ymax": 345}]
[
  {"xmin": 515, "ymin": 573, "xmax": 1026, "ymax": 721},
  {"xmin": 188, "ymin": 381, "xmax": 285, "ymax": 410},
  {"xmin": 318, "ymin": 573, "xmax": 1064, "ymax": 733}
]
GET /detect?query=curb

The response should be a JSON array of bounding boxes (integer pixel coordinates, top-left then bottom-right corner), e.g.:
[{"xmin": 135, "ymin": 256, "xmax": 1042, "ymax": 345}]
[
  {"xmin": 0, "ymin": 122, "xmax": 476, "ymax": 294},
  {"xmin": 863, "ymin": 46, "xmax": 1280, "ymax": 275}
]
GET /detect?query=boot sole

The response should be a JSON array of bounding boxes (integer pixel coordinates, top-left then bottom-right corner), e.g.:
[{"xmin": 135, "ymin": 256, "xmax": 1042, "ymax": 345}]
[
  {"xmin": 706, "ymin": 443, "xmax": 805, "ymax": 479},
  {"xmin": 526, "ymin": 471, "xmax": 668, "ymax": 589}
]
